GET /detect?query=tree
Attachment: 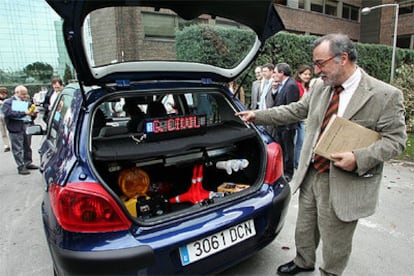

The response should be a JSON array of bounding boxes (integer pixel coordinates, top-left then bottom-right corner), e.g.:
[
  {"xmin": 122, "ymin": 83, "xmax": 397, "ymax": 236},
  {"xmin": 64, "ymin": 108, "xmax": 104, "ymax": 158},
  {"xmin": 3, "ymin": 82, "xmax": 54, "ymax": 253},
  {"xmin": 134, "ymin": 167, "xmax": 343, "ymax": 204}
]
[
  {"xmin": 23, "ymin": 62, "xmax": 54, "ymax": 82},
  {"xmin": 392, "ymin": 64, "xmax": 414, "ymax": 132},
  {"xmin": 63, "ymin": 64, "xmax": 74, "ymax": 84}
]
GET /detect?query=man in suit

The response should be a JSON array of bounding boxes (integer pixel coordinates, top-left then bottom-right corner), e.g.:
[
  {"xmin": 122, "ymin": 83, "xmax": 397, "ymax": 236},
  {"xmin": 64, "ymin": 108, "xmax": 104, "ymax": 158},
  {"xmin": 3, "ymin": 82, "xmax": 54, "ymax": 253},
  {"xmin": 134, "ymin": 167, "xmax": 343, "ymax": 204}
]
[
  {"xmin": 272, "ymin": 63, "xmax": 300, "ymax": 180},
  {"xmin": 236, "ymin": 34, "xmax": 406, "ymax": 275},
  {"xmin": 43, "ymin": 77, "xmax": 64, "ymax": 123},
  {"xmin": 2, "ymin": 85, "xmax": 39, "ymax": 175},
  {"xmin": 257, "ymin": 63, "xmax": 275, "ymax": 110},
  {"xmin": 250, "ymin": 66, "xmax": 262, "ymax": 109}
]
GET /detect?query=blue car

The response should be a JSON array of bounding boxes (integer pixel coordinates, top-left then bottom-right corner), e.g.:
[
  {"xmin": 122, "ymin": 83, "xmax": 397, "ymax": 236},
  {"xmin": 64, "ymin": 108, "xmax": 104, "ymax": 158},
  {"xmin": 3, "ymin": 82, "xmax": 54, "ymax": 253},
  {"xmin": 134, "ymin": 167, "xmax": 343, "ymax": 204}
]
[{"xmin": 32, "ymin": 0, "xmax": 291, "ymax": 274}]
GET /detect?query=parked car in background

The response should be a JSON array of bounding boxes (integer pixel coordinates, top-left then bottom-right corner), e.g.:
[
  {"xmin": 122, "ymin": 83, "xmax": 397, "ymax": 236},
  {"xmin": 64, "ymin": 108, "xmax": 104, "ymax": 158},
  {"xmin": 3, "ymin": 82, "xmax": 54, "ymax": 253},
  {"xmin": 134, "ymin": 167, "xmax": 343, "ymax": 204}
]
[{"xmin": 30, "ymin": 0, "xmax": 290, "ymax": 275}]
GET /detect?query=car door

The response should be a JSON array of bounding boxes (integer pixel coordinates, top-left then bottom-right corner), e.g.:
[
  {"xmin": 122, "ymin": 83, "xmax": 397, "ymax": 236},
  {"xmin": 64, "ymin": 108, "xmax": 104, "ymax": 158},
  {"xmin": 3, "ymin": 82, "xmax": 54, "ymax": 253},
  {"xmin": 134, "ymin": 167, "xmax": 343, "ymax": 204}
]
[{"xmin": 39, "ymin": 91, "xmax": 78, "ymax": 188}]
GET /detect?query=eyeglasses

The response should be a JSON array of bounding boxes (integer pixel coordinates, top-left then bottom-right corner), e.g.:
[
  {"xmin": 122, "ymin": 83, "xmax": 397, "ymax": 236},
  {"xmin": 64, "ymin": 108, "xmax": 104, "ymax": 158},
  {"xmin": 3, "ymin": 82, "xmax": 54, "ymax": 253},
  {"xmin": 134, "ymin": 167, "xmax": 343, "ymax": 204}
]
[{"xmin": 313, "ymin": 55, "xmax": 337, "ymax": 68}]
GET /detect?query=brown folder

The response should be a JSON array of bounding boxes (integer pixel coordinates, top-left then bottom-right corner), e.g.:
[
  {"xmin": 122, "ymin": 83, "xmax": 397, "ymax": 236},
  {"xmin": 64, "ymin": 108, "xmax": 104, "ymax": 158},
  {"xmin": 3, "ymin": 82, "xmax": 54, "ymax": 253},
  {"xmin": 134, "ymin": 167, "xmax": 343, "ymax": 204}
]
[{"xmin": 314, "ymin": 115, "xmax": 381, "ymax": 161}]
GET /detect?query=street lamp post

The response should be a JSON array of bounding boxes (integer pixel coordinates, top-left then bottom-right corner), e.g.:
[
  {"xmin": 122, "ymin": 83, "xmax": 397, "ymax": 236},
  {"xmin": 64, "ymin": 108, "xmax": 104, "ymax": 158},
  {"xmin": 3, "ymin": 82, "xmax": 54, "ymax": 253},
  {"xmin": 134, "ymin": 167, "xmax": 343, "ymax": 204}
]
[{"xmin": 361, "ymin": 3, "xmax": 399, "ymax": 82}]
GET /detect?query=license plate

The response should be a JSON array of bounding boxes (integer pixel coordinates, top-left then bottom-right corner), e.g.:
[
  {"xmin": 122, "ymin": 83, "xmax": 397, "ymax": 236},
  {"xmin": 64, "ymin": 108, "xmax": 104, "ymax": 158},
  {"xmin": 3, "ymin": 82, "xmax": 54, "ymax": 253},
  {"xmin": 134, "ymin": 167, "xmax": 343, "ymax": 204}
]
[{"xmin": 179, "ymin": 219, "xmax": 256, "ymax": 266}]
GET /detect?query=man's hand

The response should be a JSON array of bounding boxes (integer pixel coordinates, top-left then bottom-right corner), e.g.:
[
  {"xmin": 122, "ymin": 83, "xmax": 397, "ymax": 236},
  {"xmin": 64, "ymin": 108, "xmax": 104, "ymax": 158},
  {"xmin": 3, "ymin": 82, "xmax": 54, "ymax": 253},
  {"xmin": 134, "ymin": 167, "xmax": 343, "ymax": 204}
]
[
  {"xmin": 331, "ymin": 152, "xmax": 357, "ymax": 172},
  {"xmin": 235, "ymin": 111, "xmax": 256, "ymax": 123}
]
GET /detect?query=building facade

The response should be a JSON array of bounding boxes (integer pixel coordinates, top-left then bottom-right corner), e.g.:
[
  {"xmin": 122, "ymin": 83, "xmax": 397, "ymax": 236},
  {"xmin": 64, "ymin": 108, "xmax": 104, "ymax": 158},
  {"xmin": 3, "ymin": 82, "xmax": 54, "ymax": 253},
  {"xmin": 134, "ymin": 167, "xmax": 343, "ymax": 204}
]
[
  {"xmin": 0, "ymin": 0, "xmax": 71, "ymax": 78},
  {"xmin": 0, "ymin": 0, "xmax": 412, "ymax": 80},
  {"xmin": 275, "ymin": 0, "xmax": 414, "ymax": 49}
]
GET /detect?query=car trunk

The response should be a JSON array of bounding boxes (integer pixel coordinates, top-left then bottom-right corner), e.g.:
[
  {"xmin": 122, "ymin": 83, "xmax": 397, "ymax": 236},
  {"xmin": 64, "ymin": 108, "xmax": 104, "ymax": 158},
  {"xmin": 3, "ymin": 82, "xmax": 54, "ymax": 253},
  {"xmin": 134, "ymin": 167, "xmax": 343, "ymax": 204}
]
[{"xmin": 89, "ymin": 87, "xmax": 266, "ymax": 221}]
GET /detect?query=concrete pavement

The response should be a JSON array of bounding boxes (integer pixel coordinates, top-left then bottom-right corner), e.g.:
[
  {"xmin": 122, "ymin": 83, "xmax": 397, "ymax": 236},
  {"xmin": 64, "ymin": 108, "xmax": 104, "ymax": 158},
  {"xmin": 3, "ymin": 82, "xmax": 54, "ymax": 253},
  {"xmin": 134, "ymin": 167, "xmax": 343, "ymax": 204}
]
[{"xmin": 0, "ymin": 135, "xmax": 413, "ymax": 276}]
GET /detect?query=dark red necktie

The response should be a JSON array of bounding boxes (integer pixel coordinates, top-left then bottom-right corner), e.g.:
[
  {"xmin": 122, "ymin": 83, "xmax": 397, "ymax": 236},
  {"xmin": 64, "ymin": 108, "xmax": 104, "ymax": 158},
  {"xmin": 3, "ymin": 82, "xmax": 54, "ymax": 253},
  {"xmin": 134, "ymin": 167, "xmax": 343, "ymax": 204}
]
[{"xmin": 313, "ymin": 85, "xmax": 344, "ymax": 173}]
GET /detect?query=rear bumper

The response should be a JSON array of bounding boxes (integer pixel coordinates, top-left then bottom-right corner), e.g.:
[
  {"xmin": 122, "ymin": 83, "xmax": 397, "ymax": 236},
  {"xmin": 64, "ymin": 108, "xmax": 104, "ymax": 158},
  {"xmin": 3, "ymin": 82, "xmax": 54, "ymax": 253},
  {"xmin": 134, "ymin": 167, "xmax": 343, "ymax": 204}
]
[
  {"xmin": 50, "ymin": 242, "xmax": 156, "ymax": 275},
  {"xmin": 176, "ymin": 182, "xmax": 292, "ymax": 275},
  {"xmin": 45, "ymin": 182, "xmax": 291, "ymax": 275}
]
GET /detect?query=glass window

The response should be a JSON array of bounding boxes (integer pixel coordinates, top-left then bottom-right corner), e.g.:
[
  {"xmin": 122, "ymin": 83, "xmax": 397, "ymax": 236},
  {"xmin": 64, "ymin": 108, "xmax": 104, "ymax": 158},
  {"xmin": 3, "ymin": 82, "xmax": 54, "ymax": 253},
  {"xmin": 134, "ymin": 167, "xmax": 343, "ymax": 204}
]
[
  {"xmin": 342, "ymin": 4, "xmax": 359, "ymax": 21},
  {"xmin": 48, "ymin": 94, "xmax": 74, "ymax": 146},
  {"xmin": 325, "ymin": 1, "xmax": 337, "ymax": 16},
  {"xmin": 397, "ymin": 35, "xmax": 412, "ymax": 49},
  {"xmin": 275, "ymin": 0, "xmax": 287, "ymax": 5},
  {"xmin": 311, "ymin": 4, "xmax": 323, "ymax": 13},
  {"xmin": 142, "ymin": 12, "xmax": 177, "ymax": 38},
  {"xmin": 398, "ymin": 1, "xmax": 414, "ymax": 15},
  {"xmin": 350, "ymin": 6, "xmax": 359, "ymax": 21},
  {"xmin": 83, "ymin": 6, "xmax": 256, "ymax": 69},
  {"xmin": 310, "ymin": 0, "xmax": 339, "ymax": 16}
]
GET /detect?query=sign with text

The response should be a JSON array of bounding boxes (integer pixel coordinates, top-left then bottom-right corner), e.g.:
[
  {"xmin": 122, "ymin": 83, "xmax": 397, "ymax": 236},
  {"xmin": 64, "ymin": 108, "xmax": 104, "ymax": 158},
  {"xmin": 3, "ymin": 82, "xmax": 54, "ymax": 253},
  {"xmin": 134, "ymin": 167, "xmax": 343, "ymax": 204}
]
[{"xmin": 145, "ymin": 114, "xmax": 207, "ymax": 140}]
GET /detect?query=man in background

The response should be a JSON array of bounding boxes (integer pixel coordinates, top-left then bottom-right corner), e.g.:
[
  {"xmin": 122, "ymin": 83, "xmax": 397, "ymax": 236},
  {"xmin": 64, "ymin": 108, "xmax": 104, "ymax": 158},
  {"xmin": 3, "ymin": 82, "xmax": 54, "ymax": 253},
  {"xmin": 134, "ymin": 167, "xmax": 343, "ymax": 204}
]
[
  {"xmin": 272, "ymin": 63, "xmax": 300, "ymax": 180},
  {"xmin": 2, "ymin": 85, "xmax": 38, "ymax": 175},
  {"xmin": 43, "ymin": 77, "xmax": 64, "ymax": 123},
  {"xmin": 257, "ymin": 63, "xmax": 275, "ymax": 110},
  {"xmin": 250, "ymin": 66, "xmax": 262, "ymax": 109}
]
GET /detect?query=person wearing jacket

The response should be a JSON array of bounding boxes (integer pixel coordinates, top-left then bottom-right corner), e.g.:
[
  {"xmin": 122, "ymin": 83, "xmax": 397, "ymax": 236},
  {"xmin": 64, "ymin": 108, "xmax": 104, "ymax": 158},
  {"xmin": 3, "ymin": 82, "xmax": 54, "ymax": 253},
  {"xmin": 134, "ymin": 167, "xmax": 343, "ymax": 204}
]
[
  {"xmin": 272, "ymin": 63, "xmax": 300, "ymax": 180},
  {"xmin": 2, "ymin": 85, "xmax": 38, "ymax": 175},
  {"xmin": 43, "ymin": 77, "xmax": 64, "ymax": 123},
  {"xmin": 0, "ymin": 87, "xmax": 11, "ymax": 152},
  {"xmin": 236, "ymin": 33, "xmax": 406, "ymax": 275}
]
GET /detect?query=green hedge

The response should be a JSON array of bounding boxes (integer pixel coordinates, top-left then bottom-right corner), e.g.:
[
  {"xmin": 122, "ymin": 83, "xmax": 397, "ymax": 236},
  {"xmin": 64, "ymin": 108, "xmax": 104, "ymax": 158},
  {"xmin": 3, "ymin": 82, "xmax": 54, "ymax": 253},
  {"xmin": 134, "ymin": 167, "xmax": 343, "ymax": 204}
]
[
  {"xmin": 175, "ymin": 27, "xmax": 414, "ymax": 130},
  {"xmin": 255, "ymin": 32, "xmax": 414, "ymax": 132},
  {"xmin": 256, "ymin": 31, "xmax": 414, "ymax": 83},
  {"xmin": 176, "ymin": 24, "xmax": 255, "ymax": 68},
  {"xmin": 392, "ymin": 64, "xmax": 414, "ymax": 132}
]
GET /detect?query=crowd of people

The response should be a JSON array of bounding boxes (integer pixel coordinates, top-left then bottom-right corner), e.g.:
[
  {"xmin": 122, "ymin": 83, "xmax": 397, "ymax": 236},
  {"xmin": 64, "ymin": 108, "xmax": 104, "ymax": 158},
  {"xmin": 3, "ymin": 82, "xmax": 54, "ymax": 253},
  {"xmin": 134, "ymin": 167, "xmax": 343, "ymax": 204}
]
[
  {"xmin": 0, "ymin": 77, "xmax": 64, "ymax": 175},
  {"xmin": 247, "ymin": 61, "xmax": 314, "ymax": 181}
]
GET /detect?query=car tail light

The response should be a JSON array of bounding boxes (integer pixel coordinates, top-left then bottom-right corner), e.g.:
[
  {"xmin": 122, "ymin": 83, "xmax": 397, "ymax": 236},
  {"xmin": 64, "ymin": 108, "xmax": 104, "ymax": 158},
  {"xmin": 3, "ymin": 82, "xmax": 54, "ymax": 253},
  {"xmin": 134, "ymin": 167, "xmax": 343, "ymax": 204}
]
[
  {"xmin": 49, "ymin": 182, "xmax": 131, "ymax": 233},
  {"xmin": 264, "ymin": 142, "xmax": 283, "ymax": 184}
]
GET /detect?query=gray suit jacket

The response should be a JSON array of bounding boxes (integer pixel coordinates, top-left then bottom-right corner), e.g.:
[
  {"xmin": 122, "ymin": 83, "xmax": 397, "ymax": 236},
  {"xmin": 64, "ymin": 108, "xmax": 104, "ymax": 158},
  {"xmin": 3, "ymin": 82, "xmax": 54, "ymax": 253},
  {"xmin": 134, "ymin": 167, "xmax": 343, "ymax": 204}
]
[
  {"xmin": 254, "ymin": 69, "xmax": 406, "ymax": 221},
  {"xmin": 260, "ymin": 79, "xmax": 275, "ymax": 109},
  {"xmin": 250, "ymin": 80, "xmax": 261, "ymax": 109}
]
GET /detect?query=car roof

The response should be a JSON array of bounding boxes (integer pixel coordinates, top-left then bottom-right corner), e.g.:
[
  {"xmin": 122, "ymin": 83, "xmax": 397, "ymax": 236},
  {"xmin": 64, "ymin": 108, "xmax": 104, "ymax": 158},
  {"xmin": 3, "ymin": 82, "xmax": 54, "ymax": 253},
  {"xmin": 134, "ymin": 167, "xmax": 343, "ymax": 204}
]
[{"xmin": 46, "ymin": 0, "xmax": 284, "ymax": 85}]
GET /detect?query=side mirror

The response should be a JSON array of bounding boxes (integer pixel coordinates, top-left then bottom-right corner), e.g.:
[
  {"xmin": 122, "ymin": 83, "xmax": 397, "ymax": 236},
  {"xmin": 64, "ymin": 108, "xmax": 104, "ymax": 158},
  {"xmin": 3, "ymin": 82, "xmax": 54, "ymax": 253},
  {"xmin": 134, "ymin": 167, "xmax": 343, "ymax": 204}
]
[{"xmin": 26, "ymin": 125, "xmax": 44, "ymax": 135}]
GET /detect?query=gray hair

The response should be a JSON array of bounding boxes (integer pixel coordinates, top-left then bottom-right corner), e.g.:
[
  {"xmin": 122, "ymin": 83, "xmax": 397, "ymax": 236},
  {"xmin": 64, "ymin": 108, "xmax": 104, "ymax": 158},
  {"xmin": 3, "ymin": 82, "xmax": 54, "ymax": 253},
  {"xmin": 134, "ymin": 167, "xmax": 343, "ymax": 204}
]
[
  {"xmin": 14, "ymin": 85, "xmax": 27, "ymax": 94},
  {"xmin": 313, "ymin": 33, "xmax": 358, "ymax": 63}
]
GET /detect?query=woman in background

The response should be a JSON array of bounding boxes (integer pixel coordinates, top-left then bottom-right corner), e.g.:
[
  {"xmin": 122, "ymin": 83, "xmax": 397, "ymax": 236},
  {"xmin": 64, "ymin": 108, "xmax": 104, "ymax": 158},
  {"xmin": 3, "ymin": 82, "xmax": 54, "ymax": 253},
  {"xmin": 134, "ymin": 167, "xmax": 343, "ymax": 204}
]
[
  {"xmin": 293, "ymin": 64, "xmax": 313, "ymax": 169},
  {"xmin": 227, "ymin": 80, "xmax": 245, "ymax": 105}
]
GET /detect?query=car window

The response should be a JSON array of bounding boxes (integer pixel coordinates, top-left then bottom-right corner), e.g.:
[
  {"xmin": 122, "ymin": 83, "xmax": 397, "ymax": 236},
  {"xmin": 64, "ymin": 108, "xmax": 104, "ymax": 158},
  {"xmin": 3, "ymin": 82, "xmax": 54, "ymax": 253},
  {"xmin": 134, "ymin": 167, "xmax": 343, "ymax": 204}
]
[
  {"xmin": 48, "ymin": 94, "xmax": 74, "ymax": 146},
  {"xmin": 83, "ymin": 6, "xmax": 256, "ymax": 69}
]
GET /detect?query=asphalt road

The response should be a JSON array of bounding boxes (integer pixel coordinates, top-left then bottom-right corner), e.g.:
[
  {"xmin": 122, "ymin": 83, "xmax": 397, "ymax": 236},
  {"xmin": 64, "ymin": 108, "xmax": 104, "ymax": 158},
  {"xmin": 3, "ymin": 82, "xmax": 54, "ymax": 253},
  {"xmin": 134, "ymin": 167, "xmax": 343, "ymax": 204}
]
[{"xmin": 0, "ymin": 135, "xmax": 413, "ymax": 276}]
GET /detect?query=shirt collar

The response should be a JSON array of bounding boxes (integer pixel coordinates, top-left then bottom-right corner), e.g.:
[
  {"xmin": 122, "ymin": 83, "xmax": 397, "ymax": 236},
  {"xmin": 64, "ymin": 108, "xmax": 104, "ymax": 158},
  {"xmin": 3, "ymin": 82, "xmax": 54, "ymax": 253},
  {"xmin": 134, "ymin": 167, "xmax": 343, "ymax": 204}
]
[
  {"xmin": 341, "ymin": 67, "xmax": 361, "ymax": 91},
  {"xmin": 280, "ymin": 77, "xmax": 289, "ymax": 86}
]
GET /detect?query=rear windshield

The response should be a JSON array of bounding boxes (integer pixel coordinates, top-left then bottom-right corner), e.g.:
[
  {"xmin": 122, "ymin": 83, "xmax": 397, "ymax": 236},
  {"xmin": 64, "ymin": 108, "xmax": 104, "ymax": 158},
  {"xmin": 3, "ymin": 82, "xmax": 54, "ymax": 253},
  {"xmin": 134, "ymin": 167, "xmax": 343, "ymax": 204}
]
[{"xmin": 83, "ymin": 6, "xmax": 256, "ymax": 69}]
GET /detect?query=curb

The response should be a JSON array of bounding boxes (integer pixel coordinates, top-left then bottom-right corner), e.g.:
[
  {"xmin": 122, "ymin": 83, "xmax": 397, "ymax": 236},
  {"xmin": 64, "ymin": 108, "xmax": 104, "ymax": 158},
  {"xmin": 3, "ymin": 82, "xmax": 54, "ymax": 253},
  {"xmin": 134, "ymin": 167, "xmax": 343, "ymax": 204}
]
[{"xmin": 387, "ymin": 159, "xmax": 414, "ymax": 167}]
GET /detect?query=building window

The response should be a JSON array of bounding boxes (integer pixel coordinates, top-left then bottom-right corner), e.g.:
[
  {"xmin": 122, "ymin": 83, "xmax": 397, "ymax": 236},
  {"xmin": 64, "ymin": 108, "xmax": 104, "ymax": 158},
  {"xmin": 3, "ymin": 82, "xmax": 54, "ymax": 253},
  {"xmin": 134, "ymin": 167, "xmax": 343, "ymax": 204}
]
[
  {"xmin": 398, "ymin": 1, "xmax": 414, "ymax": 15},
  {"xmin": 325, "ymin": 0, "xmax": 337, "ymax": 16},
  {"xmin": 397, "ymin": 35, "xmax": 413, "ymax": 49},
  {"xmin": 342, "ymin": 3, "xmax": 359, "ymax": 21},
  {"xmin": 298, "ymin": 0, "xmax": 305, "ymax": 9},
  {"xmin": 275, "ymin": 0, "xmax": 287, "ymax": 5},
  {"xmin": 142, "ymin": 12, "xmax": 178, "ymax": 38},
  {"xmin": 311, "ymin": 0, "xmax": 323, "ymax": 13},
  {"xmin": 310, "ymin": 0, "xmax": 339, "ymax": 16}
]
